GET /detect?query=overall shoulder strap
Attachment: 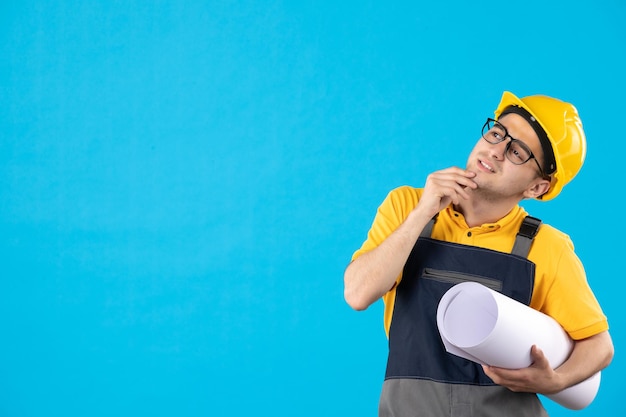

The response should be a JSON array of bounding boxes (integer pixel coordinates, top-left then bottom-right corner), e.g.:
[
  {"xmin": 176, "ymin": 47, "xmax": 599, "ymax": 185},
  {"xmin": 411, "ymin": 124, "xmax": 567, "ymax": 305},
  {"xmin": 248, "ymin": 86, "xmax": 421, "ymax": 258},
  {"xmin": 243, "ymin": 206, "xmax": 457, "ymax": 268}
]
[
  {"xmin": 511, "ymin": 215, "xmax": 542, "ymax": 258},
  {"xmin": 420, "ymin": 214, "xmax": 438, "ymax": 238}
]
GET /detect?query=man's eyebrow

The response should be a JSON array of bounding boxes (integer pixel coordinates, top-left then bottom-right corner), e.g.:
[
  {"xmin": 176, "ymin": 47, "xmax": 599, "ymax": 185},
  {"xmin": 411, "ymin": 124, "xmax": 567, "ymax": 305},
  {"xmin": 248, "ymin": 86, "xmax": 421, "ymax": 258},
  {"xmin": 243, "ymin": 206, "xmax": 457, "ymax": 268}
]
[{"xmin": 493, "ymin": 121, "xmax": 507, "ymax": 130}]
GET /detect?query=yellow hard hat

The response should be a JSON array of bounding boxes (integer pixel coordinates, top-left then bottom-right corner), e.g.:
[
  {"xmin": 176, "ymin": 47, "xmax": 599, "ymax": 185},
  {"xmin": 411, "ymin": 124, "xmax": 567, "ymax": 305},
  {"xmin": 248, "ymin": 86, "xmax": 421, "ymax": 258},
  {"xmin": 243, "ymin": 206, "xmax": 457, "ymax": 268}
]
[{"xmin": 494, "ymin": 91, "xmax": 587, "ymax": 201}]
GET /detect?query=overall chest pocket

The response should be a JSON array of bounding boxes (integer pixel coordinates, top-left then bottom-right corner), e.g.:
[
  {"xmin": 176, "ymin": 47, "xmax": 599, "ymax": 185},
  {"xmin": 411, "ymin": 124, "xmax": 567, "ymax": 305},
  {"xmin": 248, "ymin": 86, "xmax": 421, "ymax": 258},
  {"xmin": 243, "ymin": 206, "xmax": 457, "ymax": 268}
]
[{"xmin": 421, "ymin": 268, "xmax": 503, "ymax": 292}]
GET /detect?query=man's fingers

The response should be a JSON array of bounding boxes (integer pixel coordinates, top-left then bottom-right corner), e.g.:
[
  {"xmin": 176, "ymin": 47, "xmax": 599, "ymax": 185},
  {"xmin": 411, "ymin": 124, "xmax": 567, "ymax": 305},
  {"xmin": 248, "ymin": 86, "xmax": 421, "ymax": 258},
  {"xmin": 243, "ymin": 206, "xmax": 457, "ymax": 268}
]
[
  {"xmin": 530, "ymin": 345, "xmax": 550, "ymax": 369},
  {"xmin": 420, "ymin": 167, "xmax": 479, "ymax": 214}
]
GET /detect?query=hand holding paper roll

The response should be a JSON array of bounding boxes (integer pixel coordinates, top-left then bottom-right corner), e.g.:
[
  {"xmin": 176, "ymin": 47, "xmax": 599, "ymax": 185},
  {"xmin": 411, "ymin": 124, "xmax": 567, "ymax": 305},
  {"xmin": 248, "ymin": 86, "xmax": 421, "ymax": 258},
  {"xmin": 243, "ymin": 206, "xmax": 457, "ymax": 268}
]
[
  {"xmin": 481, "ymin": 344, "xmax": 555, "ymax": 393},
  {"xmin": 436, "ymin": 281, "xmax": 601, "ymax": 410}
]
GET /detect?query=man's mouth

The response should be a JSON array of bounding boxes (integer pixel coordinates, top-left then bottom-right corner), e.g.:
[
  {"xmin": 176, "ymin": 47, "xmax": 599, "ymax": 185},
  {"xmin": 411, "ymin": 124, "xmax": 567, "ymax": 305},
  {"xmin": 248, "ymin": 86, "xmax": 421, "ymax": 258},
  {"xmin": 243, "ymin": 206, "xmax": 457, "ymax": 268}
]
[{"xmin": 479, "ymin": 160, "xmax": 495, "ymax": 172}]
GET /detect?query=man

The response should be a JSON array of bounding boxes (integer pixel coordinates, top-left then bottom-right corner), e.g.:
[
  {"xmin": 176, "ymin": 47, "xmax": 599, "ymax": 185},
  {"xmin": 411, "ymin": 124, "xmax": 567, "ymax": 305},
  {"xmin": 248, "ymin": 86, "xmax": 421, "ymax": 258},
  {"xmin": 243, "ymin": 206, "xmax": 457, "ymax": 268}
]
[{"xmin": 344, "ymin": 91, "xmax": 614, "ymax": 416}]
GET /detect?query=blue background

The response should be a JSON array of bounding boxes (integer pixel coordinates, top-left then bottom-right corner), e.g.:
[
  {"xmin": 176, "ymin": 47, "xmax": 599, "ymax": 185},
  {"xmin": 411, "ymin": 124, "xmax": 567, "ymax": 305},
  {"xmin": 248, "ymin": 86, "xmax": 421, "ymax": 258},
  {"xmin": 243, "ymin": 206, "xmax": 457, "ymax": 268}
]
[{"xmin": 1, "ymin": 1, "xmax": 624, "ymax": 416}]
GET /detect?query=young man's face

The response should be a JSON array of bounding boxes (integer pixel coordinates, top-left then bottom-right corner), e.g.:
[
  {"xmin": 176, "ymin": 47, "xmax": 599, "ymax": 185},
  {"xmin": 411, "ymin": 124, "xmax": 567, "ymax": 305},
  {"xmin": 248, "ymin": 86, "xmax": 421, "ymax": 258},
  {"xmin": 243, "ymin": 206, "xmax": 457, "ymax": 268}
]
[{"xmin": 466, "ymin": 113, "xmax": 549, "ymax": 201}]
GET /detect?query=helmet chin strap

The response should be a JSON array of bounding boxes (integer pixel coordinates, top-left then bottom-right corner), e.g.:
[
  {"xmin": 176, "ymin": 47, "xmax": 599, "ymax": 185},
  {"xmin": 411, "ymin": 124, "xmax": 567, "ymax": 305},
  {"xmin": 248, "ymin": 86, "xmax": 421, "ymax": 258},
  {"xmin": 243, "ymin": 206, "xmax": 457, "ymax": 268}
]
[{"xmin": 499, "ymin": 105, "xmax": 557, "ymax": 176}]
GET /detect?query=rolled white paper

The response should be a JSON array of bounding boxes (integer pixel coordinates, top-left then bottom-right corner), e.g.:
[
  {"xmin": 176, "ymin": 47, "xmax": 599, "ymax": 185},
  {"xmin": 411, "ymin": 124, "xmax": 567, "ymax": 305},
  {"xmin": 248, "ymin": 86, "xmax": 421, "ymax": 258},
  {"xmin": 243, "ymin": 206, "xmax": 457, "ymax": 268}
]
[{"xmin": 436, "ymin": 281, "xmax": 601, "ymax": 410}]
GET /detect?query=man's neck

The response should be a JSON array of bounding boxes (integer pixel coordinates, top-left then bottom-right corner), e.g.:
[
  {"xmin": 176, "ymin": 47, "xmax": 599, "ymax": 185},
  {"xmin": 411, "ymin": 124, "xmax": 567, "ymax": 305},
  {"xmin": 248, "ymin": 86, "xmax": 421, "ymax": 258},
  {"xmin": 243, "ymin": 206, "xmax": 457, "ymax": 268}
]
[{"xmin": 455, "ymin": 196, "xmax": 519, "ymax": 228}]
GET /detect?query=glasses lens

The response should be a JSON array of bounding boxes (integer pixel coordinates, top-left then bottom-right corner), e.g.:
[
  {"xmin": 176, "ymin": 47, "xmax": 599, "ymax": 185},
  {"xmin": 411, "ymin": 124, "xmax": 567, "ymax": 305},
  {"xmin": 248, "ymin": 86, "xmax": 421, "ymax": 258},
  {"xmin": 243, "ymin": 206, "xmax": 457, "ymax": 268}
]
[
  {"xmin": 482, "ymin": 119, "xmax": 506, "ymax": 144},
  {"xmin": 506, "ymin": 140, "xmax": 532, "ymax": 165}
]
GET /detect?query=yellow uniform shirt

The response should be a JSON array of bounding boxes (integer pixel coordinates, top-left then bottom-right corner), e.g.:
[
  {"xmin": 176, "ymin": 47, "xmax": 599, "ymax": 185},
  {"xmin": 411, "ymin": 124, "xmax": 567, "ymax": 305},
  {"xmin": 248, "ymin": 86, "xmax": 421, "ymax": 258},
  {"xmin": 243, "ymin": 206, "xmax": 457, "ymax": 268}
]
[{"xmin": 352, "ymin": 186, "xmax": 608, "ymax": 340}]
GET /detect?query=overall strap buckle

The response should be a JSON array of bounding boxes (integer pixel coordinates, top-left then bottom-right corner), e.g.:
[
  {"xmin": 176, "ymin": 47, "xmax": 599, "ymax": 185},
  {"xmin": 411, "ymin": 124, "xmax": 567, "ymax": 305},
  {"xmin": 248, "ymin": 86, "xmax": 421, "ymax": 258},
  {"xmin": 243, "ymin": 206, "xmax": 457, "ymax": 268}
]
[{"xmin": 511, "ymin": 216, "xmax": 542, "ymax": 258}]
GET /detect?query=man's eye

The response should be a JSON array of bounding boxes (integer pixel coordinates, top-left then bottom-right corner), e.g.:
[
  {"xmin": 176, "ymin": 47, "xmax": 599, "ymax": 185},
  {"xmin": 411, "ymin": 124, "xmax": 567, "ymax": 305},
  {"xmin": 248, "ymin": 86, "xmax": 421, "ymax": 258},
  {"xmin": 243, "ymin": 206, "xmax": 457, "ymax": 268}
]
[
  {"xmin": 490, "ymin": 130, "xmax": 503, "ymax": 141},
  {"xmin": 509, "ymin": 145, "xmax": 527, "ymax": 162}
]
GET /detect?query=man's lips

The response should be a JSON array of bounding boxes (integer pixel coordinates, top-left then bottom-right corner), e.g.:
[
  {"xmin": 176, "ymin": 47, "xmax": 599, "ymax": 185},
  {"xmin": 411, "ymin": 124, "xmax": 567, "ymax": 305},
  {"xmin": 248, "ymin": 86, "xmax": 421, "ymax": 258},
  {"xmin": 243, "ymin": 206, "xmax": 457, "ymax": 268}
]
[{"xmin": 478, "ymin": 159, "xmax": 495, "ymax": 173}]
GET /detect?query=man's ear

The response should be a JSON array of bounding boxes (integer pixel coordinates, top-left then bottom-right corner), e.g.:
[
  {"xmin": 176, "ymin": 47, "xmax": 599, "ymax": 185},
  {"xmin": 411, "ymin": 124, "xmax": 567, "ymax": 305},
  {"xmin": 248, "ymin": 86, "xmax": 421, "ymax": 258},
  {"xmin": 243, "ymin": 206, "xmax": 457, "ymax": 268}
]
[{"xmin": 524, "ymin": 178, "xmax": 551, "ymax": 199}]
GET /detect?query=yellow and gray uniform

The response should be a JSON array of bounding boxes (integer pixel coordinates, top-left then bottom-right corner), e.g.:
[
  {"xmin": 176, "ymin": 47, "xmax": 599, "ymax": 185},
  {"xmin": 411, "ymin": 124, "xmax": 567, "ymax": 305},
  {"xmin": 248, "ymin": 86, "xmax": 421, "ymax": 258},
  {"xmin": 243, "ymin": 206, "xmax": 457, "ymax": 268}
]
[{"xmin": 352, "ymin": 186, "xmax": 608, "ymax": 417}]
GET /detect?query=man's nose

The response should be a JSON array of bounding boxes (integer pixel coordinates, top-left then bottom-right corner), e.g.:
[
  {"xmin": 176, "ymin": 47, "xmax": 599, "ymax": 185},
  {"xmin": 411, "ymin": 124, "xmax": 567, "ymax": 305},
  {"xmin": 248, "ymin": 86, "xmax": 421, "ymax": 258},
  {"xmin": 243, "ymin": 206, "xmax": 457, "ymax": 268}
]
[{"xmin": 487, "ymin": 139, "xmax": 509, "ymax": 161}]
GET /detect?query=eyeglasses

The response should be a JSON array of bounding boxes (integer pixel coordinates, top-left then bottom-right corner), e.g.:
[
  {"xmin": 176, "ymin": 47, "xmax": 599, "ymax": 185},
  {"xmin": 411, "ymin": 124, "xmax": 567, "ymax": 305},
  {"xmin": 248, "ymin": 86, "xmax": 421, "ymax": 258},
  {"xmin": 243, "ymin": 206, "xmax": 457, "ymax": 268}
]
[{"xmin": 481, "ymin": 118, "xmax": 548, "ymax": 179}]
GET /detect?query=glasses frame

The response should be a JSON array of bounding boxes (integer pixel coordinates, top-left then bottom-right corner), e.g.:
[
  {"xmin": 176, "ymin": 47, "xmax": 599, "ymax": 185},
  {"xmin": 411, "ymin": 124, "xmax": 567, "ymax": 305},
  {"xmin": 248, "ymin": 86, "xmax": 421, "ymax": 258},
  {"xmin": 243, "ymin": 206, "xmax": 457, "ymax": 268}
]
[{"xmin": 481, "ymin": 118, "xmax": 548, "ymax": 179}]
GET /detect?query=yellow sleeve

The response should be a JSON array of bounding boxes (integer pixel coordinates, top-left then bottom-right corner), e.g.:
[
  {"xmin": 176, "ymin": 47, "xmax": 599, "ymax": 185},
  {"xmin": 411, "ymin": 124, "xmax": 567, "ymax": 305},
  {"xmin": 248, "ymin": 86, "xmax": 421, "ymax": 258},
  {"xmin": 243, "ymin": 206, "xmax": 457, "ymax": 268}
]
[
  {"xmin": 530, "ymin": 229, "xmax": 609, "ymax": 340},
  {"xmin": 351, "ymin": 185, "xmax": 420, "ymax": 263}
]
